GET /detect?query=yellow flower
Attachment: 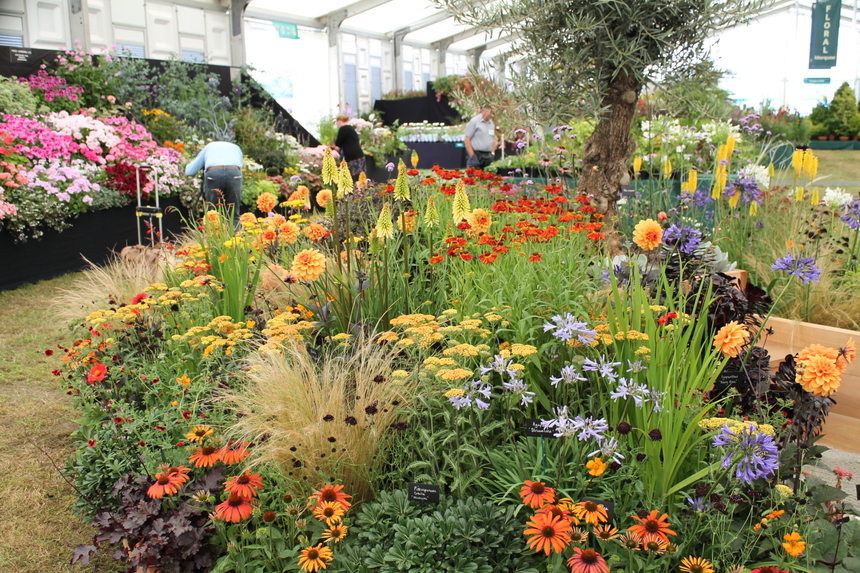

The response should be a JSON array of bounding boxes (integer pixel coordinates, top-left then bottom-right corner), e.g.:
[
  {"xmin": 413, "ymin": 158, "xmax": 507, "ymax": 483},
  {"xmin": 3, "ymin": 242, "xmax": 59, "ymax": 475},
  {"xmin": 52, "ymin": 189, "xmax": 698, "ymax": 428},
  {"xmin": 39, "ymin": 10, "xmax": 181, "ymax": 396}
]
[
  {"xmin": 443, "ymin": 344, "xmax": 479, "ymax": 357},
  {"xmin": 337, "ymin": 160, "xmax": 354, "ymax": 198},
  {"xmin": 510, "ymin": 343, "xmax": 537, "ymax": 357},
  {"xmin": 452, "ymin": 179, "xmax": 471, "ymax": 222},
  {"xmin": 662, "ymin": 157, "xmax": 672, "ymax": 180},
  {"xmin": 375, "ymin": 202, "xmax": 394, "ymax": 240},
  {"xmin": 424, "ymin": 195, "xmax": 440, "ymax": 228},
  {"xmin": 782, "ymin": 532, "xmax": 806, "ymax": 556},
  {"xmin": 393, "ymin": 161, "xmax": 410, "ymax": 201},
  {"xmin": 291, "ymin": 249, "xmax": 327, "ymax": 282},
  {"xmin": 322, "ymin": 147, "xmax": 337, "ymax": 184},
  {"xmin": 775, "ymin": 484, "xmax": 794, "ymax": 498},
  {"xmin": 633, "ymin": 156, "xmax": 642, "ymax": 177},
  {"xmin": 679, "ymin": 556, "xmax": 715, "ymax": 573},
  {"xmin": 445, "ymin": 388, "xmax": 465, "ymax": 398},
  {"xmin": 316, "ymin": 188, "xmax": 333, "ymax": 208},
  {"xmin": 632, "ymin": 219, "xmax": 663, "ymax": 250},
  {"xmin": 713, "ymin": 321, "xmax": 750, "ymax": 358},
  {"xmin": 586, "ymin": 457, "xmax": 606, "ymax": 477},
  {"xmin": 436, "ymin": 368, "xmax": 473, "ymax": 381},
  {"xmin": 186, "ymin": 425, "xmax": 214, "ymax": 444},
  {"xmin": 176, "ymin": 375, "xmax": 191, "ymax": 386}
]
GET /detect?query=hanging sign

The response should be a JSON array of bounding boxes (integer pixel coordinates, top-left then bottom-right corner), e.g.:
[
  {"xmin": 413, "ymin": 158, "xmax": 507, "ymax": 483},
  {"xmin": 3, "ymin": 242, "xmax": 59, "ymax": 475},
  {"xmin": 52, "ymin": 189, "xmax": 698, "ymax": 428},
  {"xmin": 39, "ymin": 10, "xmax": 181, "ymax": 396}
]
[
  {"xmin": 272, "ymin": 21, "xmax": 299, "ymax": 40},
  {"xmin": 809, "ymin": 0, "xmax": 841, "ymax": 69}
]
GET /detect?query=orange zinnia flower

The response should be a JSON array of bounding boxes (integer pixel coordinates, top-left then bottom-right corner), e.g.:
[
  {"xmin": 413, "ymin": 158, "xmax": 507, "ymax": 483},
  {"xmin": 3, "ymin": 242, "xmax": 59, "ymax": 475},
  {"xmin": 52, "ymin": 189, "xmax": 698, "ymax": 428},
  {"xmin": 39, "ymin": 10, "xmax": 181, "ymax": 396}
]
[
  {"xmin": 313, "ymin": 500, "xmax": 345, "ymax": 526},
  {"xmin": 712, "ymin": 321, "xmax": 750, "ymax": 357},
  {"xmin": 189, "ymin": 444, "xmax": 223, "ymax": 467},
  {"xmin": 309, "ymin": 484, "xmax": 352, "ymax": 511},
  {"xmin": 215, "ymin": 493, "xmax": 253, "ymax": 523},
  {"xmin": 523, "ymin": 512, "xmax": 572, "ymax": 554},
  {"xmin": 218, "ymin": 440, "xmax": 250, "ymax": 465},
  {"xmin": 572, "ymin": 500, "xmax": 609, "ymax": 525},
  {"xmin": 291, "ymin": 249, "xmax": 327, "ymax": 282},
  {"xmin": 627, "ymin": 510, "xmax": 677, "ymax": 543},
  {"xmin": 520, "ymin": 480, "xmax": 556, "ymax": 508},
  {"xmin": 782, "ymin": 531, "xmax": 806, "ymax": 556},
  {"xmin": 224, "ymin": 470, "xmax": 264, "ymax": 498},
  {"xmin": 87, "ymin": 362, "xmax": 107, "ymax": 384},
  {"xmin": 147, "ymin": 472, "xmax": 183, "ymax": 499},
  {"xmin": 632, "ymin": 219, "xmax": 663, "ymax": 250},
  {"xmin": 567, "ymin": 547, "xmax": 609, "ymax": 573}
]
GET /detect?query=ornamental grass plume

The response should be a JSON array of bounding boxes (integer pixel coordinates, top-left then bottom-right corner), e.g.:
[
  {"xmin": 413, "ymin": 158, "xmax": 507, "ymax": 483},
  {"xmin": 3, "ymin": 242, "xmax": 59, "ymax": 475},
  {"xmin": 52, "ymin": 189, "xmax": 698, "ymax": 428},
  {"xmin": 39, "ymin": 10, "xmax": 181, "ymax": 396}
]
[
  {"xmin": 712, "ymin": 321, "xmax": 750, "ymax": 357},
  {"xmin": 54, "ymin": 254, "xmax": 170, "ymax": 324},
  {"xmin": 291, "ymin": 249, "xmax": 327, "ymax": 282},
  {"xmin": 222, "ymin": 337, "xmax": 415, "ymax": 501},
  {"xmin": 632, "ymin": 218, "xmax": 663, "ymax": 250}
]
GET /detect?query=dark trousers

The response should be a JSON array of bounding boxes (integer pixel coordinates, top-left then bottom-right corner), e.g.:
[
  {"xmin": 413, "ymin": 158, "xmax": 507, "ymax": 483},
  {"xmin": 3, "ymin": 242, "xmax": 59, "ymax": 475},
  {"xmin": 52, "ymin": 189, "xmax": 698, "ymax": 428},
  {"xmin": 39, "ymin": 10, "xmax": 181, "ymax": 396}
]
[
  {"xmin": 203, "ymin": 166, "xmax": 243, "ymax": 228},
  {"xmin": 467, "ymin": 151, "xmax": 494, "ymax": 170}
]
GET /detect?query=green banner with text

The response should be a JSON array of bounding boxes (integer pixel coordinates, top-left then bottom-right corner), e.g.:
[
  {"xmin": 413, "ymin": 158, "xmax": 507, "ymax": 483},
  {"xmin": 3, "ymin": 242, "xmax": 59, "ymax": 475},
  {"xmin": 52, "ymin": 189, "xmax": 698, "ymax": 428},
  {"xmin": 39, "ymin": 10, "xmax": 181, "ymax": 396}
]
[
  {"xmin": 272, "ymin": 21, "xmax": 299, "ymax": 40},
  {"xmin": 809, "ymin": 0, "xmax": 841, "ymax": 69}
]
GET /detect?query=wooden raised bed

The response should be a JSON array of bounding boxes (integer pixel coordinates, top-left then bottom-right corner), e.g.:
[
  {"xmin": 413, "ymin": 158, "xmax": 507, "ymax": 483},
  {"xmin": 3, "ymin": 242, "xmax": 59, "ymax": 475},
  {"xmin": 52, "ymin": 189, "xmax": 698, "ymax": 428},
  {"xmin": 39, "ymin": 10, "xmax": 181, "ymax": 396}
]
[{"xmin": 763, "ymin": 316, "xmax": 860, "ymax": 453}]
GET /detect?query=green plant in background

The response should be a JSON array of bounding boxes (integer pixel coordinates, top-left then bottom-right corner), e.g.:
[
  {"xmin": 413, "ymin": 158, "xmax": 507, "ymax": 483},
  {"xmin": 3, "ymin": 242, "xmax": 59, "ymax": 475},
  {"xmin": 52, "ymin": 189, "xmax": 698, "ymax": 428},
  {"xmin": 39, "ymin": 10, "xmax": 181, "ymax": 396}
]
[
  {"xmin": 830, "ymin": 82, "xmax": 860, "ymax": 137},
  {"xmin": 0, "ymin": 76, "xmax": 43, "ymax": 115}
]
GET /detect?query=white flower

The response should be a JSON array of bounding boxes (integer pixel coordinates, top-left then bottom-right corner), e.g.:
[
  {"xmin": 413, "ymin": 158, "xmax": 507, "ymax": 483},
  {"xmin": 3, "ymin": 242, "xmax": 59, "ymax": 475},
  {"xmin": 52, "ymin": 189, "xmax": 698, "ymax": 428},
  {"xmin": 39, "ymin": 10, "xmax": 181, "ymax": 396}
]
[
  {"xmin": 823, "ymin": 187, "xmax": 853, "ymax": 208},
  {"xmin": 742, "ymin": 164, "xmax": 770, "ymax": 189}
]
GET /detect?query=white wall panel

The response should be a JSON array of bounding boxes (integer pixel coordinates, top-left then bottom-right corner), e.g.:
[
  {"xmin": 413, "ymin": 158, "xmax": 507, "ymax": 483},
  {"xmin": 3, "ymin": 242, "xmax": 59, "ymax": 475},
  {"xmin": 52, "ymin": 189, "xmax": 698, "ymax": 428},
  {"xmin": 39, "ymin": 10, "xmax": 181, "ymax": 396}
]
[
  {"xmin": 180, "ymin": 34, "xmax": 204, "ymax": 51},
  {"xmin": 0, "ymin": 14, "xmax": 23, "ymax": 31},
  {"xmin": 145, "ymin": 2, "xmax": 179, "ymax": 59},
  {"xmin": 25, "ymin": 0, "xmax": 69, "ymax": 49},
  {"xmin": 176, "ymin": 5, "xmax": 205, "ymax": 36},
  {"xmin": 88, "ymin": 0, "xmax": 113, "ymax": 50},
  {"xmin": 109, "ymin": 0, "xmax": 144, "ymax": 28},
  {"xmin": 0, "ymin": 0, "xmax": 25, "ymax": 13},
  {"xmin": 204, "ymin": 10, "xmax": 229, "ymax": 65},
  {"xmin": 113, "ymin": 25, "xmax": 144, "ymax": 46}
]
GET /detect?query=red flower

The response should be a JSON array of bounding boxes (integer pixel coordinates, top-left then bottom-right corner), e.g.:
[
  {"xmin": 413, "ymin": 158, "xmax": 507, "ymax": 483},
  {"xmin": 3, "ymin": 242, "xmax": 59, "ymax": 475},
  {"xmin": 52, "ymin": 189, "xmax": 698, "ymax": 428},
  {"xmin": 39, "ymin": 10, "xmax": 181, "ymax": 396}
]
[
  {"xmin": 87, "ymin": 439, "xmax": 97, "ymax": 448},
  {"xmin": 529, "ymin": 252, "xmax": 542, "ymax": 263},
  {"xmin": 429, "ymin": 255, "xmax": 444, "ymax": 264},
  {"xmin": 87, "ymin": 362, "xmax": 108, "ymax": 384},
  {"xmin": 44, "ymin": 349, "xmax": 54, "ymax": 356},
  {"xmin": 460, "ymin": 253, "xmax": 473, "ymax": 261},
  {"xmin": 113, "ymin": 417, "xmax": 123, "ymax": 424},
  {"xmin": 224, "ymin": 471, "xmax": 264, "ymax": 498},
  {"xmin": 406, "ymin": 169, "xmax": 419, "ymax": 176},
  {"xmin": 182, "ymin": 410, "xmax": 192, "ymax": 420},
  {"xmin": 215, "ymin": 494, "xmax": 253, "ymax": 522},
  {"xmin": 479, "ymin": 252, "xmax": 498, "ymax": 264},
  {"xmin": 131, "ymin": 293, "xmax": 148, "ymax": 305}
]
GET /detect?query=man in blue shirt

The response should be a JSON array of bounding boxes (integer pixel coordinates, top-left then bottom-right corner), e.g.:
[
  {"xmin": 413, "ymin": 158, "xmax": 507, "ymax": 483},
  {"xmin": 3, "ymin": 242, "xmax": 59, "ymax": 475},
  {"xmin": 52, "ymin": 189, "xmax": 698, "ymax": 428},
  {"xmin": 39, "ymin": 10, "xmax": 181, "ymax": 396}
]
[{"xmin": 185, "ymin": 141, "xmax": 244, "ymax": 227}]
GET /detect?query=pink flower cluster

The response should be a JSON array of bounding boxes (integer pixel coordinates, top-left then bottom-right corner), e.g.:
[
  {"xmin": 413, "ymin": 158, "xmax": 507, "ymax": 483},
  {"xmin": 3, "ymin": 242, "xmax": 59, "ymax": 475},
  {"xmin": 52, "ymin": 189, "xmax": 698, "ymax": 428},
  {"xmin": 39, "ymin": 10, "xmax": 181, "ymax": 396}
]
[
  {"xmin": 21, "ymin": 160, "xmax": 100, "ymax": 203},
  {"xmin": 18, "ymin": 70, "xmax": 84, "ymax": 103}
]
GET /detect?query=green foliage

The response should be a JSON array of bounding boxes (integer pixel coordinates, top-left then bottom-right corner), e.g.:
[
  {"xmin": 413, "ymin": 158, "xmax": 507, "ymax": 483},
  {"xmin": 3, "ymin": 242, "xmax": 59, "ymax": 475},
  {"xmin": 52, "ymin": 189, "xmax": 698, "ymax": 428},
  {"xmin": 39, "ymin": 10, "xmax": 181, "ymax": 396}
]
[
  {"xmin": 647, "ymin": 59, "xmax": 735, "ymax": 123},
  {"xmin": 336, "ymin": 489, "xmax": 540, "ymax": 573},
  {"xmin": 0, "ymin": 76, "xmax": 41, "ymax": 115},
  {"xmin": 0, "ymin": 184, "xmax": 73, "ymax": 242},
  {"xmin": 830, "ymin": 82, "xmax": 860, "ymax": 137}
]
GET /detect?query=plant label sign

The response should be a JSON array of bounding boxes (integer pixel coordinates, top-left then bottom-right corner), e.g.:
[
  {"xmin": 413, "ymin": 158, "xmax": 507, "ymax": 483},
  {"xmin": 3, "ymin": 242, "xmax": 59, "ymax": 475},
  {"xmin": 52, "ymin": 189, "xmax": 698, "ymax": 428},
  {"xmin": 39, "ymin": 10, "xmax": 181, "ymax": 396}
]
[
  {"xmin": 582, "ymin": 498, "xmax": 615, "ymax": 523},
  {"xmin": 408, "ymin": 482, "xmax": 440, "ymax": 503},
  {"xmin": 524, "ymin": 418, "xmax": 557, "ymax": 438},
  {"xmin": 717, "ymin": 368, "xmax": 743, "ymax": 386}
]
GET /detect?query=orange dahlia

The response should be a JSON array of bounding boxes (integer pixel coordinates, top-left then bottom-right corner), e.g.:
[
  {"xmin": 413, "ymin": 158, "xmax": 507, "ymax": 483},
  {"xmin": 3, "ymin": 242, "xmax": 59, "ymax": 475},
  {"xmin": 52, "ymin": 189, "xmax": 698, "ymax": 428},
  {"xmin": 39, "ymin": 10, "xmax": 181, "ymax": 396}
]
[
  {"xmin": 523, "ymin": 512, "xmax": 572, "ymax": 554},
  {"xmin": 291, "ymin": 249, "xmax": 327, "ymax": 282},
  {"xmin": 520, "ymin": 480, "xmax": 556, "ymax": 508},
  {"xmin": 256, "ymin": 192, "xmax": 278, "ymax": 213},
  {"xmin": 279, "ymin": 221, "xmax": 301, "ymax": 244},
  {"xmin": 304, "ymin": 222, "xmax": 329, "ymax": 241},
  {"xmin": 632, "ymin": 219, "xmax": 663, "ymax": 250},
  {"xmin": 316, "ymin": 188, "xmax": 333, "ymax": 208},
  {"xmin": 797, "ymin": 343, "xmax": 839, "ymax": 364},
  {"xmin": 797, "ymin": 353, "xmax": 842, "ymax": 396},
  {"xmin": 713, "ymin": 321, "xmax": 750, "ymax": 357}
]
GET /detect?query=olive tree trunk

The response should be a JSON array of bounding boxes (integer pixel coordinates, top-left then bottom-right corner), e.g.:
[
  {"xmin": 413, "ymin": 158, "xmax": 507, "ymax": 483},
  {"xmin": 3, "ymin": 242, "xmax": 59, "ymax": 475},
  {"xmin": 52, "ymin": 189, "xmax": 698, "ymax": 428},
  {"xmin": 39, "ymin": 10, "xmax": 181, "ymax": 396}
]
[{"xmin": 576, "ymin": 73, "xmax": 641, "ymax": 254}]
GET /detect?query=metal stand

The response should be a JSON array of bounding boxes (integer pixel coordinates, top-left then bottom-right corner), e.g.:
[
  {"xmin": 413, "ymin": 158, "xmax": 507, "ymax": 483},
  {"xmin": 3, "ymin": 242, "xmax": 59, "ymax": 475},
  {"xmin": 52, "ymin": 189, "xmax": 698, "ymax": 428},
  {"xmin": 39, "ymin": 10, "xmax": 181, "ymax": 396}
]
[{"xmin": 134, "ymin": 164, "xmax": 163, "ymax": 247}]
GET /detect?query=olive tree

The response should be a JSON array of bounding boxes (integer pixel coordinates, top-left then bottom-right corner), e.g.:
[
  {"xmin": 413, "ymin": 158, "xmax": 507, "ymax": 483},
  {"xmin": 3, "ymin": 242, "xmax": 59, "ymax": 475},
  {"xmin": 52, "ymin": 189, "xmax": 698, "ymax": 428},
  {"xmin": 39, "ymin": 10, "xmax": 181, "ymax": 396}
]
[{"xmin": 436, "ymin": 0, "xmax": 771, "ymax": 245}]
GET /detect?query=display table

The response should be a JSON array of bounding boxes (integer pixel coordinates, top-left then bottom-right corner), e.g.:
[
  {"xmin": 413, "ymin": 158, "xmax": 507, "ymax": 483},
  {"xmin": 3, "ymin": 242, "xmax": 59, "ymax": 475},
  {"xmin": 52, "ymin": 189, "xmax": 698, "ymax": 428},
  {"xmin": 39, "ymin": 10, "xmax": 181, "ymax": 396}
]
[
  {"xmin": 808, "ymin": 140, "xmax": 860, "ymax": 150},
  {"xmin": 405, "ymin": 142, "xmax": 466, "ymax": 169},
  {"xmin": 0, "ymin": 197, "xmax": 187, "ymax": 291}
]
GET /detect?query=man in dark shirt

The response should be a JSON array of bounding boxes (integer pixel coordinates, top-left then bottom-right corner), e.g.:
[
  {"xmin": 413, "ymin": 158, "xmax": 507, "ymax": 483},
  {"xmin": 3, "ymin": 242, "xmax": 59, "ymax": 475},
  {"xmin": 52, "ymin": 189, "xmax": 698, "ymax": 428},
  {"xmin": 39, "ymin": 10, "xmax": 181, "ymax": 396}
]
[{"xmin": 333, "ymin": 115, "xmax": 366, "ymax": 179}]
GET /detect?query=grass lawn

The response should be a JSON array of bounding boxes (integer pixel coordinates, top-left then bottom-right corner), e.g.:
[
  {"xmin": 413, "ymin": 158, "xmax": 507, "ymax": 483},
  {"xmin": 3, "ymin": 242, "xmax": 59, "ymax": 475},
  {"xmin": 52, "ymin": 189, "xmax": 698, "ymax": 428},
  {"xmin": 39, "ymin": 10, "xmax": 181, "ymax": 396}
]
[
  {"xmin": 774, "ymin": 149, "xmax": 860, "ymax": 195},
  {"xmin": 0, "ymin": 274, "xmax": 119, "ymax": 573}
]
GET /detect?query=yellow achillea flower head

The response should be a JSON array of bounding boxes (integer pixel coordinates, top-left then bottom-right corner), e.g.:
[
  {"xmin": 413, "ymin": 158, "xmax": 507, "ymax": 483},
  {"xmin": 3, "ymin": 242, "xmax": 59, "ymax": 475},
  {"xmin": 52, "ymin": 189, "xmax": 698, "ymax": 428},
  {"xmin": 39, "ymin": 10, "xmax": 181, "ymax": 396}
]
[
  {"xmin": 375, "ymin": 202, "xmax": 394, "ymax": 240},
  {"xmin": 322, "ymin": 146, "xmax": 337, "ymax": 184},
  {"xmin": 775, "ymin": 484, "xmax": 794, "ymax": 498},
  {"xmin": 453, "ymin": 179, "xmax": 471, "ymax": 223}
]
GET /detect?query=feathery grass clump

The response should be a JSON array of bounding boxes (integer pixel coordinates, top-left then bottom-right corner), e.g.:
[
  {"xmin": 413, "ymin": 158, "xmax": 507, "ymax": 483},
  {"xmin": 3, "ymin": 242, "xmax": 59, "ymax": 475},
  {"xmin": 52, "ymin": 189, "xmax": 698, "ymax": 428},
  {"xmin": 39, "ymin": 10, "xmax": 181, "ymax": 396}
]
[
  {"xmin": 224, "ymin": 337, "xmax": 414, "ymax": 501},
  {"xmin": 53, "ymin": 254, "xmax": 170, "ymax": 324}
]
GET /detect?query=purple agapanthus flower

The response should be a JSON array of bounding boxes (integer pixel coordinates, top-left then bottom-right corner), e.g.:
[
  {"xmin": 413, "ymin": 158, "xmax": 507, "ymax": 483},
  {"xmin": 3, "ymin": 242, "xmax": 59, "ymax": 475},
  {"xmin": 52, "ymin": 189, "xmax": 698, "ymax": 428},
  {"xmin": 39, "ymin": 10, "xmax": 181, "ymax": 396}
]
[
  {"xmin": 540, "ymin": 408, "xmax": 608, "ymax": 441},
  {"xmin": 550, "ymin": 365, "xmax": 586, "ymax": 386},
  {"xmin": 543, "ymin": 313, "xmax": 597, "ymax": 344},
  {"xmin": 583, "ymin": 356, "xmax": 622, "ymax": 381},
  {"xmin": 502, "ymin": 376, "xmax": 535, "ymax": 406},
  {"xmin": 772, "ymin": 254, "xmax": 822, "ymax": 284},
  {"xmin": 688, "ymin": 188, "xmax": 713, "ymax": 208},
  {"xmin": 712, "ymin": 425, "xmax": 779, "ymax": 484},
  {"xmin": 842, "ymin": 198, "xmax": 860, "ymax": 231},
  {"xmin": 686, "ymin": 497, "xmax": 711, "ymax": 512},
  {"xmin": 662, "ymin": 224, "xmax": 703, "ymax": 255},
  {"xmin": 723, "ymin": 174, "xmax": 761, "ymax": 205},
  {"xmin": 588, "ymin": 436, "xmax": 624, "ymax": 464}
]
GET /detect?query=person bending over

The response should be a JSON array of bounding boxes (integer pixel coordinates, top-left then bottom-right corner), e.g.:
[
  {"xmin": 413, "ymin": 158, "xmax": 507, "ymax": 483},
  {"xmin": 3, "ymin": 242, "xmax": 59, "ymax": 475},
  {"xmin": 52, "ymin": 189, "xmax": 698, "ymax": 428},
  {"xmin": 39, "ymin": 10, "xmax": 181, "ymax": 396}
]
[{"xmin": 185, "ymin": 140, "xmax": 244, "ymax": 228}]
